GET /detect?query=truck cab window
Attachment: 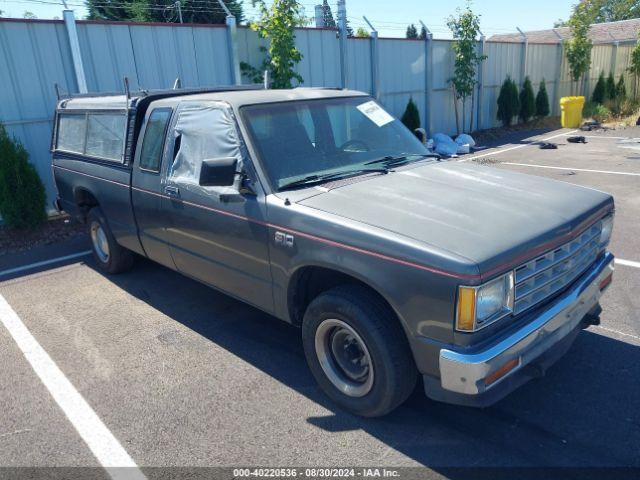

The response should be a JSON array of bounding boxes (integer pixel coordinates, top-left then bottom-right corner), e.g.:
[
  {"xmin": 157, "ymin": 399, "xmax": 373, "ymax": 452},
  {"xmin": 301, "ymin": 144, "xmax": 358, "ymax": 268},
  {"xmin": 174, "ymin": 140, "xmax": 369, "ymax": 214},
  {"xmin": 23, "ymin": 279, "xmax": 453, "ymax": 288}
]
[{"xmin": 139, "ymin": 108, "xmax": 172, "ymax": 172}]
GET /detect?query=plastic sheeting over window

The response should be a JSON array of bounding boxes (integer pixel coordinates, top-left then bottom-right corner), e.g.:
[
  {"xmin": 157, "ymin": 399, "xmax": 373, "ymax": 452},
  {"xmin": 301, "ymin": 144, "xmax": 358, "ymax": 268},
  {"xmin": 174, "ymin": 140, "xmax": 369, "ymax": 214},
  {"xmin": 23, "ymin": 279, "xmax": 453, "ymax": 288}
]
[{"xmin": 168, "ymin": 102, "xmax": 242, "ymax": 196}]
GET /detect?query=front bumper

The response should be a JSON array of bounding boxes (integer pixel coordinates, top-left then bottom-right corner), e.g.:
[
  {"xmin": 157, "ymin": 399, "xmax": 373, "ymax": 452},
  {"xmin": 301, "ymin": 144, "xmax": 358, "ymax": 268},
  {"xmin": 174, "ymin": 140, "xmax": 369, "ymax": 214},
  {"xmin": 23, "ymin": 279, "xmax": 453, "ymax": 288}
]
[{"xmin": 426, "ymin": 252, "xmax": 614, "ymax": 406}]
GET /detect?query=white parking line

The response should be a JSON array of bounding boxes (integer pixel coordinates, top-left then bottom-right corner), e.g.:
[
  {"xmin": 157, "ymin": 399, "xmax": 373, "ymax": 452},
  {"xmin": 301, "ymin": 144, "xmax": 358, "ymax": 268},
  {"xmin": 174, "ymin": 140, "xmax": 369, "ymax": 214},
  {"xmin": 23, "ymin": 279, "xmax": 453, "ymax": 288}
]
[
  {"xmin": 459, "ymin": 130, "xmax": 578, "ymax": 163},
  {"xmin": 0, "ymin": 251, "xmax": 92, "ymax": 278},
  {"xmin": 501, "ymin": 162, "xmax": 640, "ymax": 176},
  {"xmin": 617, "ymin": 258, "xmax": 640, "ymax": 269},
  {"xmin": 594, "ymin": 325, "xmax": 640, "ymax": 343},
  {"xmin": 0, "ymin": 294, "xmax": 146, "ymax": 480}
]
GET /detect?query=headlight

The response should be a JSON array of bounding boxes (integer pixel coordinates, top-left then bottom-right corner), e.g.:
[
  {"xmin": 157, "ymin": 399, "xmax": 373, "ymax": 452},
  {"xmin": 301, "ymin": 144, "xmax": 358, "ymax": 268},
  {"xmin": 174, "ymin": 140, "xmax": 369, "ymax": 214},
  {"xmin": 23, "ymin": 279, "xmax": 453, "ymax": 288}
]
[
  {"xmin": 456, "ymin": 272, "xmax": 514, "ymax": 332},
  {"xmin": 600, "ymin": 214, "xmax": 614, "ymax": 248}
]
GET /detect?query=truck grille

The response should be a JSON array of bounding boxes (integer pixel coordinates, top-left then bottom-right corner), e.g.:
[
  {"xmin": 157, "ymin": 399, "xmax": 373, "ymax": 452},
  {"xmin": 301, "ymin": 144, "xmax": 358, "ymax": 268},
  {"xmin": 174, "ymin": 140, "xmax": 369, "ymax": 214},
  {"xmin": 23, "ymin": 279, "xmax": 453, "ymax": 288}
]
[{"xmin": 513, "ymin": 220, "xmax": 603, "ymax": 315}]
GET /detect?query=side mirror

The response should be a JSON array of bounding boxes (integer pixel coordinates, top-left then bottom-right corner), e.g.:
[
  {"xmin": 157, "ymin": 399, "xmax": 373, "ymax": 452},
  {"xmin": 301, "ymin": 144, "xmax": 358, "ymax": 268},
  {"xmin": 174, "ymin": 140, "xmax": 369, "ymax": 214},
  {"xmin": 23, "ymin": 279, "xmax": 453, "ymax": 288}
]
[
  {"xmin": 414, "ymin": 128, "xmax": 427, "ymax": 144},
  {"xmin": 199, "ymin": 157, "xmax": 238, "ymax": 187}
]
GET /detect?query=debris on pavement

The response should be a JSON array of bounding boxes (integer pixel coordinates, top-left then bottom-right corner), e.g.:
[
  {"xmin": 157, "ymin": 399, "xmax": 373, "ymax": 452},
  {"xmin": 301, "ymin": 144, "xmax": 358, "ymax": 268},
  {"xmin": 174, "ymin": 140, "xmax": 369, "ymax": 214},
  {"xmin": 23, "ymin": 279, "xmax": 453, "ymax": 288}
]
[
  {"xmin": 539, "ymin": 142, "xmax": 558, "ymax": 149},
  {"xmin": 567, "ymin": 136, "xmax": 587, "ymax": 144},
  {"xmin": 432, "ymin": 133, "xmax": 459, "ymax": 157}
]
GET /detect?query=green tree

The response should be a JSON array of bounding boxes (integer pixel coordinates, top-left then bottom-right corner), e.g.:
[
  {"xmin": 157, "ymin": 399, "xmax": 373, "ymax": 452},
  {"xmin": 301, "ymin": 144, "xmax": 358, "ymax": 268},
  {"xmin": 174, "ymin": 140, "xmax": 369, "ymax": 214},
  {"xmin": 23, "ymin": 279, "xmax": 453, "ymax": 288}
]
[
  {"xmin": 243, "ymin": 0, "xmax": 304, "ymax": 89},
  {"xmin": 86, "ymin": 0, "xmax": 244, "ymax": 24},
  {"xmin": 519, "ymin": 76, "xmax": 536, "ymax": 122},
  {"xmin": 418, "ymin": 25, "xmax": 428, "ymax": 40},
  {"xmin": 592, "ymin": 71, "xmax": 606, "ymax": 103},
  {"xmin": 406, "ymin": 24, "xmax": 418, "ymax": 39},
  {"xmin": 0, "ymin": 124, "xmax": 46, "ymax": 229},
  {"xmin": 447, "ymin": 1, "xmax": 487, "ymax": 133},
  {"xmin": 321, "ymin": 0, "xmax": 336, "ymax": 28},
  {"xmin": 573, "ymin": 0, "xmax": 640, "ymax": 23},
  {"xmin": 630, "ymin": 34, "xmax": 640, "ymax": 98},
  {"xmin": 497, "ymin": 77, "xmax": 520, "ymax": 126},
  {"xmin": 401, "ymin": 97, "xmax": 421, "ymax": 132},
  {"xmin": 355, "ymin": 27, "xmax": 369, "ymax": 38},
  {"xmin": 616, "ymin": 75, "xmax": 627, "ymax": 98},
  {"xmin": 606, "ymin": 71, "xmax": 617, "ymax": 100},
  {"xmin": 536, "ymin": 79, "xmax": 551, "ymax": 117},
  {"xmin": 565, "ymin": 2, "xmax": 594, "ymax": 94},
  {"xmin": 23, "ymin": 11, "xmax": 37, "ymax": 19}
]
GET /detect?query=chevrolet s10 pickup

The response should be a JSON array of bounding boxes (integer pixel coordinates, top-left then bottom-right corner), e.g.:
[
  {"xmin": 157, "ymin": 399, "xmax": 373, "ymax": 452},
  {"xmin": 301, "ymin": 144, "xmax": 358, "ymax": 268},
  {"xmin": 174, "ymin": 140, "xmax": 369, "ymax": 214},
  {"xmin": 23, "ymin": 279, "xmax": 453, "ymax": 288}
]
[{"xmin": 52, "ymin": 86, "xmax": 615, "ymax": 417}]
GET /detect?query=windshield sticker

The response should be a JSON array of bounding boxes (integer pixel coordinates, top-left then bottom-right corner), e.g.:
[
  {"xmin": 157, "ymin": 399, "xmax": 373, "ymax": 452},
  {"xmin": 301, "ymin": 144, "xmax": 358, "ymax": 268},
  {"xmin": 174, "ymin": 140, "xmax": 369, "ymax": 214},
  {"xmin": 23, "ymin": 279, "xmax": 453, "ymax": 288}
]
[{"xmin": 357, "ymin": 101, "xmax": 394, "ymax": 127}]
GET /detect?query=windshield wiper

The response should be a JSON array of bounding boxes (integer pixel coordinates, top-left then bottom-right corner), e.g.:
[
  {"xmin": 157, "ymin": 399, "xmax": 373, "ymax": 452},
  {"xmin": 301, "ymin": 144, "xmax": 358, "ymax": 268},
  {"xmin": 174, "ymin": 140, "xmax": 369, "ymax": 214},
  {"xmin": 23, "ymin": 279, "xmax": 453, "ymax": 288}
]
[
  {"xmin": 364, "ymin": 153, "xmax": 440, "ymax": 167},
  {"xmin": 279, "ymin": 168, "xmax": 389, "ymax": 191}
]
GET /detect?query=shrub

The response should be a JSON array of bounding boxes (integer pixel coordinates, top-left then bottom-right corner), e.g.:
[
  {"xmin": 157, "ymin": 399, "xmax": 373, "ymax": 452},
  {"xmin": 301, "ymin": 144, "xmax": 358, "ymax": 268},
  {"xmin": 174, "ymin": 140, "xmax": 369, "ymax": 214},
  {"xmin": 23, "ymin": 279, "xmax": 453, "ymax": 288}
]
[
  {"xmin": 606, "ymin": 72, "xmax": 617, "ymax": 101},
  {"xmin": 0, "ymin": 124, "xmax": 46, "ymax": 229},
  {"xmin": 519, "ymin": 76, "xmax": 536, "ymax": 122},
  {"xmin": 583, "ymin": 101, "xmax": 611, "ymax": 122},
  {"xmin": 497, "ymin": 76, "xmax": 520, "ymax": 126},
  {"xmin": 536, "ymin": 79, "xmax": 551, "ymax": 117},
  {"xmin": 592, "ymin": 71, "xmax": 606, "ymax": 104},
  {"xmin": 618, "ymin": 98, "xmax": 639, "ymax": 117},
  {"xmin": 616, "ymin": 75, "xmax": 627, "ymax": 100},
  {"xmin": 401, "ymin": 97, "xmax": 421, "ymax": 132}
]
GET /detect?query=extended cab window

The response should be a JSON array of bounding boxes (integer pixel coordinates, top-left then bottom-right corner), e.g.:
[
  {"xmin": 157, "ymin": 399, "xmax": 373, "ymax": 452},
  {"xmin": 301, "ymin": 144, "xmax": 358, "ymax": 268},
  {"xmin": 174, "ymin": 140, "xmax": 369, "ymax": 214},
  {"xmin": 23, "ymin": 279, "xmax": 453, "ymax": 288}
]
[{"xmin": 139, "ymin": 109, "xmax": 172, "ymax": 172}]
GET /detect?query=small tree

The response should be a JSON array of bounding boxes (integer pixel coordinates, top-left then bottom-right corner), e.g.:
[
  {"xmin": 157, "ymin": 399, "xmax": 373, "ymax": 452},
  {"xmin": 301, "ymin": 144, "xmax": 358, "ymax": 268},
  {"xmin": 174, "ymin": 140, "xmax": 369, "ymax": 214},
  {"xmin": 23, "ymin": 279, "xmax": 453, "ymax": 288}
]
[
  {"xmin": 401, "ymin": 97, "xmax": 421, "ymax": 132},
  {"xmin": 243, "ymin": 0, "xmax": 305, "ymax": 89},
  {"xmin": 406, "ymin": 24, "xmax": 418, "ymax": 39},
  {"xmin": 0, "ymin": 124, "xmax": 46, "ymax": 229},
  {"xmin": 536, "ymin": 79, "xmax": 551, "ymax": 118},
  {"xmin": 418, "ymin": 25, "xmax": 428, "ymax": 40},
  {"xmin": 606, "ymin": 71, "xmax": 617, "ymax": 101},
  {"xmin": 616, "ymin": 75, "xmax": 627, "ymax": 100},
  {"xmin": 565, "ymin": 2, "xmax": 593, "ymax": 94},
  {"xmin": 629, "ymin": 34, "xmax": 640, "ymax": 98},
  {"xmin": 519, "ymin": 76, "xmax": 536, "ymax": 122},
  {"xmin": 447, "ymin": 1, "xmax": 487, "ymax": 133},
  {"xmin": 592, "ymin": 71, "xmax": 606, "ymax": 103},
  {"xmin": 497, "ymin": 77, "xmax": 520, "ymax": 126},
  {"xmin": 355, "ymin": 27, "xmax": 369, "ymax": 38}
]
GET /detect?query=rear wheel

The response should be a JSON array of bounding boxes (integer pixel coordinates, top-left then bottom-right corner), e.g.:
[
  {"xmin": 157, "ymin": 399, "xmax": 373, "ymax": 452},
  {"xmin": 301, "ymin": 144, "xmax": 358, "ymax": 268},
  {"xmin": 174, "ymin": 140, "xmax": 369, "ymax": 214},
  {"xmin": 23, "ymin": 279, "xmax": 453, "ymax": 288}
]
[
  {"xmin": 88, "ymin": 207, "xmax": 134, "ymax": 274},
  {"xmin": 302, "ymin": 285, "xmax": 417, "ymax": 417}
]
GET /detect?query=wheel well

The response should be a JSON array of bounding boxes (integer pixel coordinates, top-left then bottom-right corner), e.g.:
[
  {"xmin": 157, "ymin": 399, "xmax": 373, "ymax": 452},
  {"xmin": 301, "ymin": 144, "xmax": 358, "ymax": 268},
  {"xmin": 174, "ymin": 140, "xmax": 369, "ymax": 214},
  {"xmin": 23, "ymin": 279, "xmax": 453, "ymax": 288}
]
[
  {"xmin": 74, "ymin": 189, "xmax": 99, "ymax": 222},
  {"xmin": 287, "ymin": 266, "xmax": 397, "ymax": 327}
]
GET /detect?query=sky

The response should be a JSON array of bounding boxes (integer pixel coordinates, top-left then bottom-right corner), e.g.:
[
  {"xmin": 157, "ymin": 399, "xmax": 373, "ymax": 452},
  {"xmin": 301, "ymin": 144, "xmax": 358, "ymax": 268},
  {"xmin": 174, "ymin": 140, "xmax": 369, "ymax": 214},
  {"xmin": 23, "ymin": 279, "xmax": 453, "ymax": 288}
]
[{"xmin": 0, "ymin": 0, "xmax": 575, "ymax": 38}]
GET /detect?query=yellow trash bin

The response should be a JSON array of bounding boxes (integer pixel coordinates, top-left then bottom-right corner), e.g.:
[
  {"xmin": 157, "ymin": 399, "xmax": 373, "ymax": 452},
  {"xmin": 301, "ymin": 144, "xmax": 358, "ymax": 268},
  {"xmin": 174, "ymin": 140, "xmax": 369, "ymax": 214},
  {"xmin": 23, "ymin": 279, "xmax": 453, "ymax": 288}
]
[{"xmin": 560, "ymin": 96, "xmax": 585, "ymax": 128}]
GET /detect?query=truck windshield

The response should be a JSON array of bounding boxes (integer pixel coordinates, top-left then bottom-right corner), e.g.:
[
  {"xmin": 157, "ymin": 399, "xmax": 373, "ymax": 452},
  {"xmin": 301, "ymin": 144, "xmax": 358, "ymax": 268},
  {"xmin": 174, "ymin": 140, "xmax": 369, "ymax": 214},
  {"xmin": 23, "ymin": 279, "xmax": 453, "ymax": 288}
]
[{"xmin": 242, "ymin": 97, "xmax": 430, "ymax": 191}]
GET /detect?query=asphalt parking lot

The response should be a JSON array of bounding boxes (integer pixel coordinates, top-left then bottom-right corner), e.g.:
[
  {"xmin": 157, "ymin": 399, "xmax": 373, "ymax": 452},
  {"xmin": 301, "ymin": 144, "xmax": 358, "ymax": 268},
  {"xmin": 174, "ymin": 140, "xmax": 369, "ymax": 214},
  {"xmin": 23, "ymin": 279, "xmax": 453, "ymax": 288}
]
[{"xmin": 0, "ymin": 126, "xmax": 639, "ymax": 478}]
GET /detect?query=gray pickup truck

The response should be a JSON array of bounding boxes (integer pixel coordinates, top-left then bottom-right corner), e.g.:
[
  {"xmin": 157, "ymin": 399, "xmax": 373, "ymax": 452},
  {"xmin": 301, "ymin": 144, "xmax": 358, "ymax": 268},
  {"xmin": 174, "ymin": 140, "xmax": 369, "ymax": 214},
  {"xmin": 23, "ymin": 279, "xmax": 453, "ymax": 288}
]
[{"xmin": 52, "ymin": 86, "xmax": 615, "ymax": 417}]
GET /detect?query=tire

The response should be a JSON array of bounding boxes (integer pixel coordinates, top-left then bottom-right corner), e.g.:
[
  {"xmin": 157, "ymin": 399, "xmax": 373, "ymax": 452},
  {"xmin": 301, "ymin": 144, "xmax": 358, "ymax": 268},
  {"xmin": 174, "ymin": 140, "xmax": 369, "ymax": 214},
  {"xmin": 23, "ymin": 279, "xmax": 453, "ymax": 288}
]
[
  {"xmin": 87, "ymin": 207, "xmax": 134, "ymax": 274},
  {"xmin": 302, "ymin": 285, "xmax": 417, "ymax": 417}
]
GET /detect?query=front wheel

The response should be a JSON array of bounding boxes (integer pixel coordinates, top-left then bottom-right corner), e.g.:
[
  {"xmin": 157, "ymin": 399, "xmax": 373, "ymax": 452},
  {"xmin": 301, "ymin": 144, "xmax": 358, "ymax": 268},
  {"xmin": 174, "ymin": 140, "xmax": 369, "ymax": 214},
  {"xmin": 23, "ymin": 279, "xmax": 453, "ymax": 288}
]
[
  {"xmin": 88, "ymin": 207, "xmax": 134, "ymax": 274},
  {"xmin": 302, "ymin": 285, "xmax": 417, "ymax": 417}
]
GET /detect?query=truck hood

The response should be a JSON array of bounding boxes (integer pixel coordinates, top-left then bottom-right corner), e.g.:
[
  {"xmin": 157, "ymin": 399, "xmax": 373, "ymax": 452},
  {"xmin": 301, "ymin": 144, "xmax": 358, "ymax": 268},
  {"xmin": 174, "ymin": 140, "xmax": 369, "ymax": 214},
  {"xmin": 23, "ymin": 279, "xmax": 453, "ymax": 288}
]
[{"xmin": 297, "ymin": 161, "xmax": 613, "ymax": 277}]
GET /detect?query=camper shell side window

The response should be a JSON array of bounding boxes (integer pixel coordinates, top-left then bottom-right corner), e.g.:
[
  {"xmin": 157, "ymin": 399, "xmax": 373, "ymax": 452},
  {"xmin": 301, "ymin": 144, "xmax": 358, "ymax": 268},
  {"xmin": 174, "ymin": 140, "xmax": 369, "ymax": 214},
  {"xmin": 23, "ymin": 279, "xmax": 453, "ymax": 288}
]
[{"xmin": 54, "ymin": 110, "xmax": 128, "ymax": 163}]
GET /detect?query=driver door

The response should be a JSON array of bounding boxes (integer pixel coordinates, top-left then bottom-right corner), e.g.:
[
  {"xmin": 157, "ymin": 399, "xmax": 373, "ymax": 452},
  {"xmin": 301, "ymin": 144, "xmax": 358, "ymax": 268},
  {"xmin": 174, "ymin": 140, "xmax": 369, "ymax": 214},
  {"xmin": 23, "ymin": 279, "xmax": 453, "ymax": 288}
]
[{"xmin": 161, "ymin": 101, "xmax": 274, "ymax": 313}]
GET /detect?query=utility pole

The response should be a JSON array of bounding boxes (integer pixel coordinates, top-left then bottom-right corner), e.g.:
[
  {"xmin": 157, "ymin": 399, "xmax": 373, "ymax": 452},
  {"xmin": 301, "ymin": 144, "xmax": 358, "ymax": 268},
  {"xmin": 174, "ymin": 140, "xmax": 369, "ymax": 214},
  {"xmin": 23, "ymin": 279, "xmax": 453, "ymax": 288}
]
[
  {"xmin": 60, "ymin": 0, "xmax": 87, "ymax": 93},
  {"xmin": 175, "ymin": 1, "xmax": 183, "ymax": 23},
  {"xmin": 337, "ymin": 0, "xmax": 348, "ymax": 88}
]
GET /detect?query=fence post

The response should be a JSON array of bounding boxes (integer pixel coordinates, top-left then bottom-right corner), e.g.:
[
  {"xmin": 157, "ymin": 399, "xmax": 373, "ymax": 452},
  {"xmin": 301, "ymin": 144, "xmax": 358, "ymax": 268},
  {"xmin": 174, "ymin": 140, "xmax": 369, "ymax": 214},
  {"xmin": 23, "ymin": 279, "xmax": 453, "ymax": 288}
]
[
  {"xmin": 476, "ymin": 34, "xmax": 486, "ymax": 130},
  {"xmin": 611, "ymin": 40, "xmax": 619, "ymax": 76},
  {"xmin": 419, "ymin": 21, "xmax": 432, "ymax": 137},
  {"xmin": 337, "ymin": 0, "xmax": 348, "ymax": 88},
  {"xmin": 517, "ymin": 27, "xmax": 528, "ymax": 86},
  {"xmin": 225, "ymin": 15, "xmax": 242, "ymax": 85},
  {"xmin": 314, "ymin": 5, "xmax": 324, "ymax": 27},
  {"xmin": 62, "ymin": 9, "xmax": 87, "ymax": 93},
  {"xmin": 363, "ymin": 16, "xmax": 378, "ymax": 99},
  {"xmin": 552, "ymin": 29, "xmax": 563, "ymax": 115}
]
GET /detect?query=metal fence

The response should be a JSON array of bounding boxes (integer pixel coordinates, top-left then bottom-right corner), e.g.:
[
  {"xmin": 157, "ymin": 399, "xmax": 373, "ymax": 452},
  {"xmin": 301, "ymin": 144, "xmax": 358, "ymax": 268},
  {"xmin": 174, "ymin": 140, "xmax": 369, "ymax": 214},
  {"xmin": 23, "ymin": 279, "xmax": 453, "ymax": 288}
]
[{"xmin": 0, "ymin": 16, "xmax": 637, "ymax": 206}]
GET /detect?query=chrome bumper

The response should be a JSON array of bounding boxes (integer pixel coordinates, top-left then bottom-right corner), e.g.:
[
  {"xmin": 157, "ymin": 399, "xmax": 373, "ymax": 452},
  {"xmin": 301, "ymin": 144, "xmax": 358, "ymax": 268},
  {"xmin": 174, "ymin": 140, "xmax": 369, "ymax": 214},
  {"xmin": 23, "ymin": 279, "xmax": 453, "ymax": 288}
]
[{"xmin": 439, "ymin": 252, "xmax": 614, "ymax": 396}]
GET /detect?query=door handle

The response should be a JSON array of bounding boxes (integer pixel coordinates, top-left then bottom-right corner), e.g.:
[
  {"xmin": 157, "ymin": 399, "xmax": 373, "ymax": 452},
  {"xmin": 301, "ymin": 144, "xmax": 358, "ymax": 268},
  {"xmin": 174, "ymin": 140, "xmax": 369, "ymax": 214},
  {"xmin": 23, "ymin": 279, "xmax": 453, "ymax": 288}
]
[{"xmin": 165, "ymin": 185, "xmax": 180, "ymax": 198}]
